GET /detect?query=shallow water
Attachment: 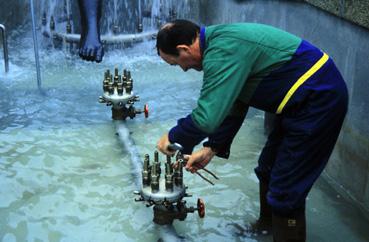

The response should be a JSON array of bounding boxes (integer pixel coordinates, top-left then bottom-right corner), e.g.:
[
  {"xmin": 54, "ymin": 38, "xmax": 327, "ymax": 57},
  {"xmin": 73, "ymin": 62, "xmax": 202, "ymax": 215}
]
[{"xmin": 1, "ymin": 29, "xmax": 369, "ymax": 242}]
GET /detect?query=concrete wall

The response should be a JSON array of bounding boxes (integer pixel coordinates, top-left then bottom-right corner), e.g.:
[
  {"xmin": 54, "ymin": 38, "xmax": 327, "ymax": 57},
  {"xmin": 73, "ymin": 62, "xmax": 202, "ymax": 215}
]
[
  {"xmin": 195, "ymin": 0, "xmax": 369, "ymax": 218},
  {"xmin": 0, "ymin": 0, "xmax": 29, "ymax": 49},
  {"xmin": 305, "ymin": 0, "xmax": 369, "ymax": 30},
  {"xmin": 0, "ymin": 0, "xmax": 28, "ymax": 32}
]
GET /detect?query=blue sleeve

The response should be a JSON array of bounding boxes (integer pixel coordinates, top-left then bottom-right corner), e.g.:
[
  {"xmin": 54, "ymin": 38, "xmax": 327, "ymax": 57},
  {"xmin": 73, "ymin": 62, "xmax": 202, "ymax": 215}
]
[
  {"xmin": 168, "ymin": 114, "xmax": 208, "ymax": 155},
  {"xmin": 168, "ymin": 102, "xmax": 248, "ymax": 157},
  {"xmin": 203, "ymin": 105, "xmax": 248, "ymax": 158}
]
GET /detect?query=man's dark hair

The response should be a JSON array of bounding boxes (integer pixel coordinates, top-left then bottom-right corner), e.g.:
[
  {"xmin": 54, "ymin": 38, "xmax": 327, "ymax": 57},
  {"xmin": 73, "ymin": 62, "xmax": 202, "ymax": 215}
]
[{"xmin": 156, "ymin": 19, "xmax": 200, "ymax": 56}]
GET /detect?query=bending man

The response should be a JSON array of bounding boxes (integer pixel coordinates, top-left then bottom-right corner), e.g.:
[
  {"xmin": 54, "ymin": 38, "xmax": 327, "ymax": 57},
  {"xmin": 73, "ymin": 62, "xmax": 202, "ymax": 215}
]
[{"xmin": 156, "ymin": 19, "xmax": 348, "ymax": 242}]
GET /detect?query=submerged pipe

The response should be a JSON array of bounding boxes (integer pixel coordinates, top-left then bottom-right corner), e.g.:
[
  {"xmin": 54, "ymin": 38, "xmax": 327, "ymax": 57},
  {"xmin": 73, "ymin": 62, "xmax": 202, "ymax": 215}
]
[
  {"xmin": 0, "ymin": 24, "xmax": 9, "ymax": 73},
  {"xmin": 114, "ymin": 121, "xmax": 142, "ymax": 189},
  {"xmin": 114, "ymin": 121, "xmax": 183, "ymax": 241},
  {"xmin": 29, "ymin": 0, "xmax": 42, "ymax": 91},
  {"xmin": 157, "ymin": 224, "xmax": 185, "ymax": 242}
]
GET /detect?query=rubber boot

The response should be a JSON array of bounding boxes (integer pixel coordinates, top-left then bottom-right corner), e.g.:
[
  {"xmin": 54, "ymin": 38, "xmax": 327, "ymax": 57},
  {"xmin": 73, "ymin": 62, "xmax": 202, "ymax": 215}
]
[
  {"xmin": 248, "ymin": 181, "xmax": 273, "ymax": 234},
  {"xmin": 272, "ymin": 210, "xmax": 306, "ymax": 242}
]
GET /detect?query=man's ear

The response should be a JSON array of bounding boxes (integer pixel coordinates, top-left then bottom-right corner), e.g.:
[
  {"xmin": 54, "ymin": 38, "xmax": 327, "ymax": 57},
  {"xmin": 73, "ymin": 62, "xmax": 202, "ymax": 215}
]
[{"xmin": 176, "ymin": 45, "xmax": 190, "ymax": 53}]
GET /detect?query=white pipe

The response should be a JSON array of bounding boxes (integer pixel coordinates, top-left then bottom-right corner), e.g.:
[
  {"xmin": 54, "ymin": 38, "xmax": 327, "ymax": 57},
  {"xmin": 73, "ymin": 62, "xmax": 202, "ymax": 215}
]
[
  {"xmin": 114, "ymin": 121, "xmax": 184, "ymax": 241},
  {"xmin": 114, "ymin": 121, "xmax": 142, "ymax": 189},
  {"xmin": 51, "ymin": 30, "xmax": 157, "ymax": 44}
]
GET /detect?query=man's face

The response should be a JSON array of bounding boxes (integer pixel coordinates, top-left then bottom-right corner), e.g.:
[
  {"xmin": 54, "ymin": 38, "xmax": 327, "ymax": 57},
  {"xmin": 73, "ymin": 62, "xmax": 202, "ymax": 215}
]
[{"xmin": 159, "ymin": 48, "xmax": 202, "ymax": 72}]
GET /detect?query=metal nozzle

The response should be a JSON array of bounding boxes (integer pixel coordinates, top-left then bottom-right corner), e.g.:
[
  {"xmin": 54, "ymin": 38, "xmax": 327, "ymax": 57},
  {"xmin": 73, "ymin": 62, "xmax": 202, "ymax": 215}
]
[
  {"xmin": 169, "ymin": 8, "xmax": 177, "ymax": 21},
  {"xmin": 103, "ymin": 70, "xmax": 110, "ymax": 92},
  {"xmin": 143, "ymin": 156, "xmax": 149, "ymax": 169},
  {"xmin": 104, "ymin": 70, "xmax": 109, "ymax": 80},
  {"xmin": 66, "ymin": 19, "xmax": 72, "ymax": 34},
  {"xmin": 122, "ymin": 69, "xmax": 128, "ymax": 88},
  {"xmin": 142, "ymin": 154, "xmax": 151, "ymax": 186},
  {"xmin": 176, "ymin": 151, "xmax": 184, "ymax": 161},
  {"xmin": 154, "ymin": 151, "xmax": 159, "ymax": 163},
  {"xmin": 98, "ymin": 96, "xmax": 106, "ymax": 103},
  {"xmin": 114, "ymin": 67, "xmax": 121, "ymax": 84},
  {"xmin": 104, "ymin": 70, "xmax": 110, "ymax": 80},
  {"xmin": 152, "ymin": 151, "xmax": 161, "ymax": 177},
  {"xmin": 113, "ymin": 25, "xmax": 119, "ymax": 35},
  {"xmin": 165, "ymin": 162, "xmax": 174, "ymax": 191},
  {"xmin": 50, "ymin": 16, "xmax": 55, "ymax": 31},
  {"xmin": 165, "ymin": 161, "xmax": 173, "ymax": 174},
  {"xmin": 174, "ymin": 161, "xmax": 183, "ymax": 186},
  {"xmin": 117, "ymin": 82, "xmax": 123, "ymax": 95},
  {"xmin": 108, "ymin": 74, "xmax": 114, "ymax": 94},
  {"xmin": 151, "ymin": 162, "xmax": 159, "ymax": 192},
  {"xmin": 126, "ymin": 71, "xmax": 133, "ymax": 94},
  {"xmin": 42, "ymin": 12, "xmax": 47, "ymax": 26},
  {"xmin": 137, "ymin": 22, "xmax": 143, "ymax": 33}
]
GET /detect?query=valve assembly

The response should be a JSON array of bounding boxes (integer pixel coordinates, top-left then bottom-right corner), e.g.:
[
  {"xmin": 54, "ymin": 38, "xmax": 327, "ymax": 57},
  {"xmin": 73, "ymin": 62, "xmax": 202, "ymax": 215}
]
[
  {"xmin": 134, "ymin": 151, "xmax": 205, "ymax": 225},
  {"xmin": 99, "ymin": 67, "xmax": 148, "ymax": 120}
]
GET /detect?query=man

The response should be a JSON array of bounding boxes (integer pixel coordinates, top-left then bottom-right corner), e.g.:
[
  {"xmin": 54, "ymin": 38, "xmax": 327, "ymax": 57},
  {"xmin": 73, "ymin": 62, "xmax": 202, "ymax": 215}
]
[
  {"xmin": 78, "ymin": 0, "xmax": 104, "ymax": 62},
  {"xmin": 156, "ymin": 19, "xmax": 348, "ymax": 242}
]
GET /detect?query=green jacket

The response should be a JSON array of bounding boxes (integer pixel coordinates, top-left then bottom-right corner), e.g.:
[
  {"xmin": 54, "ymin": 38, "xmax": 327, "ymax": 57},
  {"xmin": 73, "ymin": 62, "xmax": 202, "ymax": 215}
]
[{"xmin": 192, "ymin": 23, "xmax": 301, "ymax": 133}]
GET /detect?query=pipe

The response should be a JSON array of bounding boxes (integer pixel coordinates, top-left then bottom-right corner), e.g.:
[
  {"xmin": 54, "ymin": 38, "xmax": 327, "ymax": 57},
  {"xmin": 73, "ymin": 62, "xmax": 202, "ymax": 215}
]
[
  {"xmin": 0, "ymin": 24, "xmax": 9, "ymax": 73},
  {"xmin": 157, "ymin": 224, "xmax": 185, "ymax": 242},
  {"xmin": 29, "ymin": 0, "xmax": 42, "ymax": 92},
  {"xmin": 51, "ymin": 30, "xmax": 157, "ymax": 45},
  {"xmin": 114, "ymin": 121, "xmax": 183, "ymax": 241},
  {"xmin": 114, "ymin": 121, "xmax": 143, "ymax": 189}
]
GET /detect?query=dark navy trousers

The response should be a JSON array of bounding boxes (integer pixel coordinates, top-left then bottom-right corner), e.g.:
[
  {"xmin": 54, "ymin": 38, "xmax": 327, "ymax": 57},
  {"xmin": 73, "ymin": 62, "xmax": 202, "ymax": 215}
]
[{"xmin": 254, "ymin": 57, "xmax": 348, "ymax": 216}]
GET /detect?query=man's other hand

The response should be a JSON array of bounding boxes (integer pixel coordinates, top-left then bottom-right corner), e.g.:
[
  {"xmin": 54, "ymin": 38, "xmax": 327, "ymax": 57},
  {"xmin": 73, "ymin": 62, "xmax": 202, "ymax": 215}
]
[{"xmin": 184, "ymin": 147, "xmax": 216, "ymax": 173}]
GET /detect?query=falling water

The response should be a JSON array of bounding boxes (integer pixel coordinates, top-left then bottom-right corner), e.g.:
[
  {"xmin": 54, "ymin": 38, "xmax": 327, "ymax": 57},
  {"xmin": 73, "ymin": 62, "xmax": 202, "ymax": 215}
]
[
  {"xmin": 29, "ymin": 0, "xmax": 42, "ymax": 92},
  {"xmin": 65, "ymin": 0, "xmax": 71, "ymax": 19},
  {"xmin": 113, "ymin": 0, "xmax": 118, "ymax": 32},
  {"xmin": 138, "ymin": 0, "xmax": 142, "ymax": 21},
  {"xmin": 151, "ymin": 0, "xmax": 161, "ymax": 27}
]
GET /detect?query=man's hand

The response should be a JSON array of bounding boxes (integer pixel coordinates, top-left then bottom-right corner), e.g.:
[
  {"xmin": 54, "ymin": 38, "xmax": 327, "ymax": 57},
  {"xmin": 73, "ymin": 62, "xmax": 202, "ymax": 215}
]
[
  {"xmin": 184, "ymin": 147, "xmax": 217, "ymax": 173},
  {"xmin": 156, "ymin": 133, "xmax": 176, "ymax": 156}
]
